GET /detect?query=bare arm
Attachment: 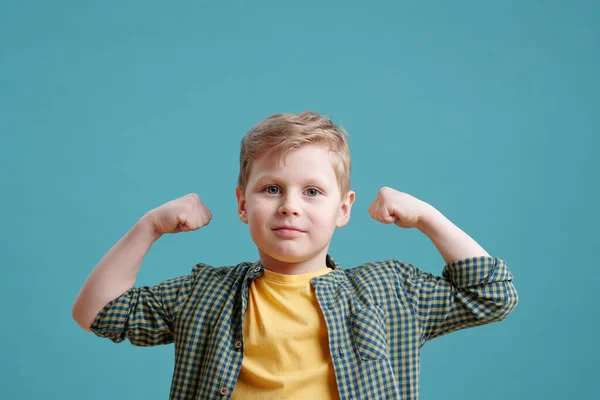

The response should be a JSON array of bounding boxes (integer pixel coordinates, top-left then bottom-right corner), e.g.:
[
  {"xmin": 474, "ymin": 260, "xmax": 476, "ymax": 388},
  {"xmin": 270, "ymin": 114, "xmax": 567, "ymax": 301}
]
[
  {"xmin": 417, "ymin": 204, "xmax": 490, "ymax": 265},
  {"xmin": 71, "ymin": 214, "xmax": 159, "ymax": 332},
  {"xmin": 368, "ymin": 187, "xmax": 490, "ymax": 265},
  {"xmin": 72, "ymin": 193, "xmax": 211, "ymax": 332}
]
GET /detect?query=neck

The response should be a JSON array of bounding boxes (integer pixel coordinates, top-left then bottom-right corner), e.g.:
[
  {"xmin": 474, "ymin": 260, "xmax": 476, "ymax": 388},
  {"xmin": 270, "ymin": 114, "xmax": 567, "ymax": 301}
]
[{"xmin": 257, "ymin": 249, "xmax": 330, "ymax": 275}]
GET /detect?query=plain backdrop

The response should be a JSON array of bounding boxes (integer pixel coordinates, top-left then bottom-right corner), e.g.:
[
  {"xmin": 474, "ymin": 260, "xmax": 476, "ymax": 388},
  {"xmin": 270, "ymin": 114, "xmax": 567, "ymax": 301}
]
[{"xmin": 1, "ymin": 0, "xmax": 598, "ymax": 399}]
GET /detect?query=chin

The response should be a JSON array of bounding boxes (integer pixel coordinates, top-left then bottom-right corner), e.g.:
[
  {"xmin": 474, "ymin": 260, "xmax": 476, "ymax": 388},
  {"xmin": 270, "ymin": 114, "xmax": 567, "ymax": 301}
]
[
  {"xmin": 267, "ymin": 251, "xmax": 307, "ymax": 264},
  {"xmin": 261, "ymin": 246, "xmax": 314, "ymax": 264}
]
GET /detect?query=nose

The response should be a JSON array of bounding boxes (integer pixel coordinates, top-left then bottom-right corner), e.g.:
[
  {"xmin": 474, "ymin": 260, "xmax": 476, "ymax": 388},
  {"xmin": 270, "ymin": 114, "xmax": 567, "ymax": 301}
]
[{"xmin": 278, "ymin": 195, "xmax": 300, "ymax": 216}]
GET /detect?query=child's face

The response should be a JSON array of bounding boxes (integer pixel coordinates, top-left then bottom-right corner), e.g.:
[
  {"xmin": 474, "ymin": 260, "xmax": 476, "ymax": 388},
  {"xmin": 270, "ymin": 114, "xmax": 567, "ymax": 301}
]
[{"xmin": 236, "ymin": 143, "xmax": 355, "ymax": 267}]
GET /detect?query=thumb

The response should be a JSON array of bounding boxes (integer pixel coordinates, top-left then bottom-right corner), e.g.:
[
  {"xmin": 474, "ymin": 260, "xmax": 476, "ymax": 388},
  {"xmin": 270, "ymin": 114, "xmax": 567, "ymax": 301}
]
[
  {"xmin": 178, "ymin": 213, "xmax": 188, "ymax": 228},
  {"xmin": 378, "ymin": 203, "xmax": 396, "ymax": 224},
  {"xmin": 382, "ymin": 213, "xmax": 396, "ymax": 223}
]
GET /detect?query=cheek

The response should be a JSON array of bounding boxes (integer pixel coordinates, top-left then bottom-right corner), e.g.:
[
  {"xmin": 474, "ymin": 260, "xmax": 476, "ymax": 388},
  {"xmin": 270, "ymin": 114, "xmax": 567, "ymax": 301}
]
[
  {"xmin": 246, "ymin": 210, "xmax": 266, "ymax": 244},
  {"xmin": 311, "ymin": 205, "xmax": 339, "ymax": 227},
  {"xmin": 246, "ymin": 201, "xmax": 271, "ymax": 225}
]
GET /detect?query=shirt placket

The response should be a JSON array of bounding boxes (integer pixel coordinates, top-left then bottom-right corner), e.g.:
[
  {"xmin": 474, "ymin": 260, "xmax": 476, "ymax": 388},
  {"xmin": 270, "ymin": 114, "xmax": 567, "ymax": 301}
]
[
  {"xmin": 217, "ymin": 263, "xmax": 263, "ymax": 399},
  {"xmin": 312, "ymin": 274, "xmax": 357, "ymax": 400}
]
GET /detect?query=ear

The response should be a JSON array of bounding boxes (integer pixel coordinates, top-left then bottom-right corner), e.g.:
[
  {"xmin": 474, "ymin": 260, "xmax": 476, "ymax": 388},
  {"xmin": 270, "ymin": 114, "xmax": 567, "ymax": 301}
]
[
  {"xmin": 236, "ymin": 186, "xmax": 248, "ymax": 224},
  {"xmin": 336, "ymin": 190, "xmax": 355, "ymax": 228}
]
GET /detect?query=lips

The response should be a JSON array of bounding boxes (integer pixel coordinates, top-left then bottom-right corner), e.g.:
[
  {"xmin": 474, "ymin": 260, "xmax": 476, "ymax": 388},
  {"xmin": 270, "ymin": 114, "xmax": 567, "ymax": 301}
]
[
  {"xmin": 272, "ymin": 226, "xmax": 304, "ymax": 232},
  {"xmin": 272, "ymin": 226, "xmax": 306, "ymax": 238}
]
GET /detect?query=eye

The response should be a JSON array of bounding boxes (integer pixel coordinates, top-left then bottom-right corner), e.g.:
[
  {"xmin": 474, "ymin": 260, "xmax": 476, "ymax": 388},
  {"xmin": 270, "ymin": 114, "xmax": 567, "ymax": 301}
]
[
  {"xmin": 264, "ymin": 185, "xmax": 281, "ymax": 195},
  {"xmin": 305, "ymin": 188, "xmax": 320, "ymax": 197}
]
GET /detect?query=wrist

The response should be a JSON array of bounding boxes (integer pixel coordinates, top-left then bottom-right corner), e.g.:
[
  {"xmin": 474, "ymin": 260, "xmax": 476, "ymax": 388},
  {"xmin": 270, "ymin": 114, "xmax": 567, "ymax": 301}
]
[
  {"xmin": 137, "ymin": 212, "xmax": 162, "ymax": 243},
  {"xmin": 415, "ymin": 204, "xmax": 444, "ymax": 235}
]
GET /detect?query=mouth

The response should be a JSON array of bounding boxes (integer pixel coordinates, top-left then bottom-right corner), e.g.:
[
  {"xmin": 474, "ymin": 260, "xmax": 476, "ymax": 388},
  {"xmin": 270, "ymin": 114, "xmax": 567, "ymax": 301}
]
[
  {"xmin": 272, "ymin": 227, "xmax": 305, "ymax": 238},
  {"xmin": 273, "ymin": 226, "xmax": 304, "ymax": 232}
]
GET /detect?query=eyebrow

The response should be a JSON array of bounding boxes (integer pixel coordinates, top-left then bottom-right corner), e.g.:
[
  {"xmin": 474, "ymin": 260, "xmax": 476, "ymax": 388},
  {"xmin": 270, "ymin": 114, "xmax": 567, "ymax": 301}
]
[{"xmin": 254, "ymin": 175, "xmax": 329, "ymax": 187}]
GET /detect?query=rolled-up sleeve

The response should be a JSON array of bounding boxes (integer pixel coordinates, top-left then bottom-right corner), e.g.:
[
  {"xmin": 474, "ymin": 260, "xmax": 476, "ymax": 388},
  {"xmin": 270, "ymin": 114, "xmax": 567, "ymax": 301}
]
[
  {"xmin": 90, "ymin": 273, "xmax": 195, "ymax": 346},
  {"xmin": 395, "ymin": 256, "xmax": 518, "ymax": 343}
]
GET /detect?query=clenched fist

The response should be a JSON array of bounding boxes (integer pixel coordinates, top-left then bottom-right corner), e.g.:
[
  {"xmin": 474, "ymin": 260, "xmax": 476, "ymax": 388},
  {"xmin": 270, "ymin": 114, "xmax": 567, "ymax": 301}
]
[
  {"xmin": 368, "ymin": 187, "xmax": 431, "ymax": 229},
  {"xmin": 144, "ymin": 193, "xmax": 212, "ymax": 238}
]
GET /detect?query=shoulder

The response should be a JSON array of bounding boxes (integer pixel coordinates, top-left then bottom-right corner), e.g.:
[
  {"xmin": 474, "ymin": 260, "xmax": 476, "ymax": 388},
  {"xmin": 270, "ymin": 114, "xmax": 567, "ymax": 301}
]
[
  {"xmin": 180, "ymin": 261, "xmax": 256, "ymax": 304},
  {"xmin": 332, "ymin": 260, "xmax": 399, "ymax": 295},
  {"xmin": 342, "ymin": 259, "xmax": 402, "ymax": 280},
  {"xmin": 329, "ymin": 260, "xmax": 411, "ymax": 309},
  {"xmin": 339, "ymin": 258, "xmax": 429, "ymax": 289},
  {"xmin": 185, "ymin": 261, "xmax": 256, "ymax": 291},
  {"xmin": 191, "ymin": 260, "xmax": 255, "ymax": 280}
]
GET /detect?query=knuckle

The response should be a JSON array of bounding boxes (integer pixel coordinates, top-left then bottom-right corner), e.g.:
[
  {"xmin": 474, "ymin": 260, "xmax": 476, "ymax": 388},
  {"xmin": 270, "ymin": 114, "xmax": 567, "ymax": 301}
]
[
  {"xmin": 379, "ymin": 187, "xmax": 394, "ymax": 197},
  {"xmin": 185, "ymin": 193, "xmax": 200, "ymax": 203}
]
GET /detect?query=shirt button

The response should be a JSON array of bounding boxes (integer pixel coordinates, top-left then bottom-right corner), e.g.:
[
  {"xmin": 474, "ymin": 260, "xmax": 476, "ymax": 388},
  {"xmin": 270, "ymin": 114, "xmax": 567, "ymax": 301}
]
[
  {"xmin": 234, "ymin": 340, "xmax": 243, "ymax": 349},
  {"xmin": 219, "ymin": 386, "xmax": 229, "ymax": 396}
]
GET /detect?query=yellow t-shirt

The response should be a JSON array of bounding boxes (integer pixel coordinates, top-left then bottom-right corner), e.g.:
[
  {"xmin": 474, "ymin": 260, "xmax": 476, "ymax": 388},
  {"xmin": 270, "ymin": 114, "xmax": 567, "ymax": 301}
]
[{"xmin": 231, "ymin": 267, "xmax": 339, "ymax": 399}]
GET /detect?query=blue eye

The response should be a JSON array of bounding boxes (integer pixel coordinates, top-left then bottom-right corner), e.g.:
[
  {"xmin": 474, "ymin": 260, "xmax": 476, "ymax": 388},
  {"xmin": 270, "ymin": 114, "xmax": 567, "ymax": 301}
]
[
  {"xmin": 305, "ymin": 188, "xmax": 319, "ymax": 197},
  {"xmin": 265, "ymin": 185, "xmax": 280, "ymax": 194}
]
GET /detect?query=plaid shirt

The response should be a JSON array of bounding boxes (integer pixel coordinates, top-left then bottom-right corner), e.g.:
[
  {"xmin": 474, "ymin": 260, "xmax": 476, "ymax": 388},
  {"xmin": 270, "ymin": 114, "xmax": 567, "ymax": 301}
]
[{"xmin": 91, "ymin": 255, "xmax": 518, "ymax": 399}]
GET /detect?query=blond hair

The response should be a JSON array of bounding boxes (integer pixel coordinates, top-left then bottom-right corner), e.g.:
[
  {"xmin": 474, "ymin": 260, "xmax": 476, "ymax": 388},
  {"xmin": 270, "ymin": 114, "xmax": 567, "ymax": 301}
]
[{"xmin": 238, "ymin": 111, "xmax": 351, "ymax": 196}]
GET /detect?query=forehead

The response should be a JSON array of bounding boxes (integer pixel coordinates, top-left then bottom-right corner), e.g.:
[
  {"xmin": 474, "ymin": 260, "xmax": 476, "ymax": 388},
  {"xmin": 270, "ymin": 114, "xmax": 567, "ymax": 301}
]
[{"xmin": 248, "ymin": 143, "xmax": 336, "ymax": 182}]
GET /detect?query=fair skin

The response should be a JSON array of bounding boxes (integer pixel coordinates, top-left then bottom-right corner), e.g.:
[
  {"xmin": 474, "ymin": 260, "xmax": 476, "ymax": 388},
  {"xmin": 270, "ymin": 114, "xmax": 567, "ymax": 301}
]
[
  {"xmin": 236, "ymin": 143, "xmax": 355, "ymax": 274},
  {"xmin": 72, "ymin": 193, "xmax": 212, "ymax": 331},
  {"xmin": 236, "ymin": 143, "xmax": 489, "ymax": 274},
  {"xmin": 73, "ymin": 142, "xmax": 489, "ymax": 331},
  {"xmin": 368, "ymin": 187, "xmax": 490, "ymax": 264}
]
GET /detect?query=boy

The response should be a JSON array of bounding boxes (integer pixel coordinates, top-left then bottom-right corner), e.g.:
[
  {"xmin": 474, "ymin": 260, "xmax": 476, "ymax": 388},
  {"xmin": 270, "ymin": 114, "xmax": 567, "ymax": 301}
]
[{"xmin": 72, "ymin": 111, "xmax": 518, "ymax": 399}]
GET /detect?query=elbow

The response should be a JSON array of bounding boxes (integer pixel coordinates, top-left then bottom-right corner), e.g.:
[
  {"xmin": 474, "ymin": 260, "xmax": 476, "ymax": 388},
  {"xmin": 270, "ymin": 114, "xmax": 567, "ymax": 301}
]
[
  {"xmin": 462, "ymin": 281, "xmax": 519, "ymax": 324},
  {"xmin": 72, "ymin": 301, "xmax": 93, "ymax": 333},
  {"xmin": 487, "ymin": 282, "xmax": 519, "ymax": 323}
]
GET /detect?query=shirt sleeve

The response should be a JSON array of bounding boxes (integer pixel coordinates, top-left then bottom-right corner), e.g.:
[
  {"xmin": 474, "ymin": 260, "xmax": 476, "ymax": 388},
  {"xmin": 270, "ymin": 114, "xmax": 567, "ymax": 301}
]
[
  {"xmin": 393, "ymin": 256, "xmax": 519, "ymax": 343},
  {"xmin": 89, "ymin": 271, "xmax": 197, "ymax": 346}
]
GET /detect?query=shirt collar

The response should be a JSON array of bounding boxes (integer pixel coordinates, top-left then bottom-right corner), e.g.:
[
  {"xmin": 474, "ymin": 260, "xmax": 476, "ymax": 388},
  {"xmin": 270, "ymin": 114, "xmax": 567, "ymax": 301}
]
[
  {"xmin": 246, "ymin": 253, "xmax": 341, "ymax": 280},
  {"xmin": 325, "ymin": 254, "xmax": 339, "ymax": 270}
]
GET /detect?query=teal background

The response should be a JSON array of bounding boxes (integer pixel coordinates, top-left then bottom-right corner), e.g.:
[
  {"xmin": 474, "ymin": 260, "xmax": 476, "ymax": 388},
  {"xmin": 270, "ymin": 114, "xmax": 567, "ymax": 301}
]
[{"xmin": 1, "ymin": 0, "xmax": 598, "ymax": 399}]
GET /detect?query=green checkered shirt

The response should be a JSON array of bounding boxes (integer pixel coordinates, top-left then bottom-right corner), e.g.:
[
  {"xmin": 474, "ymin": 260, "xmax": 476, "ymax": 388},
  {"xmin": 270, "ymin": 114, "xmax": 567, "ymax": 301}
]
[{"xmin": 91, "ymin": 255, "xmax": 518, "ymax": 399}]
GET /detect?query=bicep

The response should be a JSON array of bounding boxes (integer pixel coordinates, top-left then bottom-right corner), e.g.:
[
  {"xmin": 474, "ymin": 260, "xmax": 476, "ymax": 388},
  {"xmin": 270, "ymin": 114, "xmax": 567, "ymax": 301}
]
[
  {"xmin": 90, "ymin": 274, "xmax": 194, "ymax": 346},
  {"xmin": 393, "ymin": 257, "xmax": 518, "ymax": 342}
]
